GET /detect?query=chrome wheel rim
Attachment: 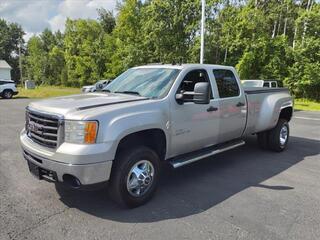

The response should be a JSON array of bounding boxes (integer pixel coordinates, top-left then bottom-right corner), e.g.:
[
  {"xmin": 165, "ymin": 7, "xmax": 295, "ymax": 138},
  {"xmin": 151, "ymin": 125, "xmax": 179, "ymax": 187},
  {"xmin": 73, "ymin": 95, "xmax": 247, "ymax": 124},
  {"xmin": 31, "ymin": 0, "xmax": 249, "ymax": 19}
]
[
  {"xmin": 126, "ymin": 160, "xmax": 154, "ymax": 197},
  {"xmin": 279, "ymin": 125, "xmax": 288, "ymax": 146},
  {"xmin": 4, "ymin": 91, "xmax": 12, "ymax": 98}
]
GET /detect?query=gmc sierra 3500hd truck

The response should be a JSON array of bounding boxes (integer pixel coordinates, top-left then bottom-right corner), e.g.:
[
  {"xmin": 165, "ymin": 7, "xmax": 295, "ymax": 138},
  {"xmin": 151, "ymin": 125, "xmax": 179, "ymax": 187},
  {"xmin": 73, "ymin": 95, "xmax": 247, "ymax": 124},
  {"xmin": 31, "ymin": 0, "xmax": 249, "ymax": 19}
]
[{"xmin": 20, "ymin": 64, "xmax": 293, "ymax": 208}]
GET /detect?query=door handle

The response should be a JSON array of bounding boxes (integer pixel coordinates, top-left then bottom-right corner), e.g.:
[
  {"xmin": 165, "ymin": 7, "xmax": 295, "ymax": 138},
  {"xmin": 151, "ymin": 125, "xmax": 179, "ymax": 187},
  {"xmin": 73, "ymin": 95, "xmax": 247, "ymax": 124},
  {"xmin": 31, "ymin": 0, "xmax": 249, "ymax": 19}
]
[
  {"xmin": 236, "ymin": 102, "xmax": 245, "ymax": 107},
  {"xmin": 207, "ymin": 106, "xmax": 218, "ymax": 112}
]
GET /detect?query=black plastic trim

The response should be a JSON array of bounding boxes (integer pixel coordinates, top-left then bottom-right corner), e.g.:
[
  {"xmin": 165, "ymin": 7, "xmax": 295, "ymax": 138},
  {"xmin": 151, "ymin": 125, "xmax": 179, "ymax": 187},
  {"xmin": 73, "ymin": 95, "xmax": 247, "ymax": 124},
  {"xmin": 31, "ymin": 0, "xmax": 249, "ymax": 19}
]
[{"xmin": 244, "ymin": 88, "xmax": 289, "ymax": 94}]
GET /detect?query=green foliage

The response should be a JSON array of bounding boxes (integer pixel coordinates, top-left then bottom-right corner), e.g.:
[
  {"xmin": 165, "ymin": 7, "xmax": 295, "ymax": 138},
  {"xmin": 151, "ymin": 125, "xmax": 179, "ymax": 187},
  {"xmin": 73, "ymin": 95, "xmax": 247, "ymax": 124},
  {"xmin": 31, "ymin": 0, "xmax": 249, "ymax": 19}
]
[
  {"xmin": 13, "ymin": 1, "xmax": 320, "ymax": 101},
  {"xmin": 0, "ymin": 19, "xmax": 24, "ymax": 81},
  {"xmin": 25, "ymin": 30, "xmax": 66, "ymax": 86},
  {"xmin": 141, "ymin": 0, "xmax": 201, "ymax": 63},
  {"xmin": 97, "ymin": 8, "xmax": 116, "ymax": 34},
  {"xmin": 64, "ymin": 19, "xmax": 107, "ymax": 86}
]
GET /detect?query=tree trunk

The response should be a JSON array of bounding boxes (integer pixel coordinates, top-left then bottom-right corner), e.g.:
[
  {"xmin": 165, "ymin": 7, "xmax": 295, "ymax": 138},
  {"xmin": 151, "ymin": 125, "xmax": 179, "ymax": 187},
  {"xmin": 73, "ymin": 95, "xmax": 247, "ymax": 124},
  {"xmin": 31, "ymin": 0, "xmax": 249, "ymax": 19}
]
[
  {"xmin": 302, "ymin": 0, "xmax": 312, "ymax": 45},
  {"xmin": 224, "ymin": 47, "xmax": 228, "ymax": 63},
  {"xmin": 283, "ymin": 2, "xmax": 289, "ymax": 36},
  {"xmin": 272, "ymin": 20, "xmax": 277, "ymax": 38}
]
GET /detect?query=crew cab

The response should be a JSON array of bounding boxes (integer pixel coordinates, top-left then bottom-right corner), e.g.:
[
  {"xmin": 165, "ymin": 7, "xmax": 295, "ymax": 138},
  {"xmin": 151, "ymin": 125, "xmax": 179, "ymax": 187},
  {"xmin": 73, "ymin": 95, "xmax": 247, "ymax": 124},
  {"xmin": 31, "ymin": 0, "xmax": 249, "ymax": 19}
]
[
  {"xmin": 0, "ymin": 79, "xmax": 18, "ymax": 99},
  {"xmin": 20, "ymin": 64, "xmax": 293, "ymax": 208}
]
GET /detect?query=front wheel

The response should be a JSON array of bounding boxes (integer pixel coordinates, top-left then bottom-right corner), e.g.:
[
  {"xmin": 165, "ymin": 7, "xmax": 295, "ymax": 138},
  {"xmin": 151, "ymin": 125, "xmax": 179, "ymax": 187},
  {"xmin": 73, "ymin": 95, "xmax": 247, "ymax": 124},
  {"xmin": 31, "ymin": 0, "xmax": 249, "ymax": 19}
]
[
  {"xmin": 268, "ymin": 119, "xmax": 289, "ymax": 152},
  {"xmin": 2, "ymin": 89, "xmax": 13, "ymax": 99},
  {"xmin": 108, "ymin": 146, "xmax": 161, "ymax": 208}
]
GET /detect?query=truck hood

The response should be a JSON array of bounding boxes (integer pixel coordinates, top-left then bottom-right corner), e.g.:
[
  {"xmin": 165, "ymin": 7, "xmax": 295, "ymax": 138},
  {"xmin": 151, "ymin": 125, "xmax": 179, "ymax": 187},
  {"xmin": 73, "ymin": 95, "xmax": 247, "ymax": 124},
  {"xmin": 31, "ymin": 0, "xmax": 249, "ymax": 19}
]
[{"xmin": 29, "ymin": 93, "xmax": 148, "ymax": 116}]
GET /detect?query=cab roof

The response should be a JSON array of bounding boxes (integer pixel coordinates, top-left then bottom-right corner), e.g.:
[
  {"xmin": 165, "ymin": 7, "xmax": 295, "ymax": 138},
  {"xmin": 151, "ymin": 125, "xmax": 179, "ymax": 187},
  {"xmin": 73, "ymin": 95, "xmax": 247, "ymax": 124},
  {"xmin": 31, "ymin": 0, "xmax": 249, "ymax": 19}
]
[{"xmin": 134, "ymin": 64, "xmax": 235, "ymax": 71}]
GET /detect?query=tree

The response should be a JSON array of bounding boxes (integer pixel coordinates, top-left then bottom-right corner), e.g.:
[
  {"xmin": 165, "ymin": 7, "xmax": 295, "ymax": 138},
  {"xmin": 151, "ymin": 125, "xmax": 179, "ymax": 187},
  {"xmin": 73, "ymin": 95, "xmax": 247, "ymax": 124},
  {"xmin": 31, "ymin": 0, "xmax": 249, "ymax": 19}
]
[
  {"xmin": 17, "ymin": 0, "xmax": 320, "ymax": 101},
  {"xmin": 25, "ymin": 36, "xmax": 47, "ymax": 84},
  {"xmin": 142, "ymin": 0, "xmax": 202, "ymax": 63},
  {"xmin": 0, "ymin": 19, "xmax": 25, "ymax": 81},
  {"xmin": 104, "ymin": 0, "xmax": 145, "ymax": 77},
  {"xmin": 64, "ymin": 19, "xmax": 107, "ymax": 86},
  {"xmin": 97, "ymin": 8, "xmax": 116, "ymax": 34}
]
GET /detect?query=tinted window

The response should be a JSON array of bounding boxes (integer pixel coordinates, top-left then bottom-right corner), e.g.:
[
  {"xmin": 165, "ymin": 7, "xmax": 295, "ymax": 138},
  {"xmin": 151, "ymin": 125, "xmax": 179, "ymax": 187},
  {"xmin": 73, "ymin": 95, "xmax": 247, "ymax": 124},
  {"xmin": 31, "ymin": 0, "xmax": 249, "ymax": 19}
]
[
  {"xmin": 271, "ymin": 82, "xmax": 277, "ymax": 87},
  {"xmin": 178, "ymin": 69, "xmax": 212, "ymax": 101},
  {"xmin": 213, "ymin": 69, "xmax": 239, "ymax": 98},
  {"xmin": 263, "ymin": 82, "xmax": 270, "ymax": 87}
]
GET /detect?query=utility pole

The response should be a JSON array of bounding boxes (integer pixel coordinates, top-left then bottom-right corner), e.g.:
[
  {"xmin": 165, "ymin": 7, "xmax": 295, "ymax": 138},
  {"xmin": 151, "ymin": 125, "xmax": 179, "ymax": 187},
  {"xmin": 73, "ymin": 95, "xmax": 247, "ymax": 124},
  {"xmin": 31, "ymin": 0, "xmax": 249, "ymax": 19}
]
[
  {"xmin": 18, "ymin": 41, "xmax": 23, "ymax": 87},
  {"xmin": 200, "ymin": 0, "xmax": 205, "ymax": 64}
]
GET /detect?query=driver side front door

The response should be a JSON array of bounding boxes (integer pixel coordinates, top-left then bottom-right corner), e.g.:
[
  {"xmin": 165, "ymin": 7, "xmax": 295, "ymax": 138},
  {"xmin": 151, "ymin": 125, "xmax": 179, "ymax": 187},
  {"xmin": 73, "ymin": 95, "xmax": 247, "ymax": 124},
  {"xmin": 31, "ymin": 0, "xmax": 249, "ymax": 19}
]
[{"xmin": 170, "ymin": 69, "xmax": 220, "ymax": 157}]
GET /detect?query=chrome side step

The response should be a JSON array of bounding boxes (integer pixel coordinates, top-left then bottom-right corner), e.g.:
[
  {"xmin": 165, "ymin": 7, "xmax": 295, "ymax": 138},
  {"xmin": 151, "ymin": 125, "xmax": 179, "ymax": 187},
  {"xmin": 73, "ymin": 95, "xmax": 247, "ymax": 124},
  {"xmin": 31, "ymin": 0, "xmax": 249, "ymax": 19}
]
[{"xmin": 169, "ymin": 140, "xmax": 245, "ymax": 168}]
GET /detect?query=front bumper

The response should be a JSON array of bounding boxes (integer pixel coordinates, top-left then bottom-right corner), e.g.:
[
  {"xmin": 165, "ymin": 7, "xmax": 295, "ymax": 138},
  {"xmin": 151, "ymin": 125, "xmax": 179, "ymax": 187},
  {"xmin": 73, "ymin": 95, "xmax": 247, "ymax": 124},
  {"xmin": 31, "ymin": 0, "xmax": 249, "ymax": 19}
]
[{"xmin": 20, "ymin": 130, "xmax": 113, "ymax": 186}]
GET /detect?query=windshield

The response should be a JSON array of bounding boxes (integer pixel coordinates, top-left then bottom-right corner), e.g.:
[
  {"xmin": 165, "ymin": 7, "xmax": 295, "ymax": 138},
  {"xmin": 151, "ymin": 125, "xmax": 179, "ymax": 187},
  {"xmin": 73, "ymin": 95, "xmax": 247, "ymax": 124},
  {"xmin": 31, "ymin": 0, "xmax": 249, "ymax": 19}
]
[{"xmin": 104, "ymin": 68, "xmax": 180, "ymax": 98}]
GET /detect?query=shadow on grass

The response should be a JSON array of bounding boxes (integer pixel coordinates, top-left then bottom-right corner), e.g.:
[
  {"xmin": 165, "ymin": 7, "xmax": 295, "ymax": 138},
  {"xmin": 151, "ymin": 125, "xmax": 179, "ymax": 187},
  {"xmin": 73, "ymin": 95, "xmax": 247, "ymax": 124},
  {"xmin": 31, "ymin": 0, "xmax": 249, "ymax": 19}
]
[{"xmin": 56, "ymin": 135, "xmax": 319, "ymax": 223}]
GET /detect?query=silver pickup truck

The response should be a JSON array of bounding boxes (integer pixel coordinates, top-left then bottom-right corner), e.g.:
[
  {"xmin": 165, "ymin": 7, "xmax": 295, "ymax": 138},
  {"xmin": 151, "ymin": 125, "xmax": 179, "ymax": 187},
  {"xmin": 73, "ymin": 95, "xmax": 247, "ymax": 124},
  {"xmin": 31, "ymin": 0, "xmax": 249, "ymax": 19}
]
[{"xmin": 20, "ymin": 64, "xmax": 293, "ymax": 207}]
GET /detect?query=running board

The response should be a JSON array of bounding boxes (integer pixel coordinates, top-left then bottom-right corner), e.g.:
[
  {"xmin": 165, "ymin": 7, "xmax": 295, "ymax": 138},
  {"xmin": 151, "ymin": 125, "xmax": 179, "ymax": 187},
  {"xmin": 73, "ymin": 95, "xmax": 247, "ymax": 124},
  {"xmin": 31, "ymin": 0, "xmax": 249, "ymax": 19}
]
[{"xmin": 169, "ymin": 140, "xmax": 245, "ymax": 168}]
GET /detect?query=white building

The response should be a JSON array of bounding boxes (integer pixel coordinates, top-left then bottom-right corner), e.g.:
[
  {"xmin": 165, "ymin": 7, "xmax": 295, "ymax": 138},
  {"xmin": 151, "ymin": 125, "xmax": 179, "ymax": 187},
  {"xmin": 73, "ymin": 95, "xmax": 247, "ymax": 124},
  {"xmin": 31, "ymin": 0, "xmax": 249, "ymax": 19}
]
[{"xmin": 0, "ymin": 60, "xmax": 12, "ymax": 80}]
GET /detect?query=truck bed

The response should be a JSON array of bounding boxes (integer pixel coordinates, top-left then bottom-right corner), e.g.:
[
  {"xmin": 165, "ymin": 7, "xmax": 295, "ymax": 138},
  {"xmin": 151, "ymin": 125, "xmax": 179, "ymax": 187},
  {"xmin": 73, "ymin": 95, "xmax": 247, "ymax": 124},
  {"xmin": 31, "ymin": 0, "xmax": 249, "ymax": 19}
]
[
  {"xmin": 244, "ymin": 87, "xmax": 289, "ymax": 94},
  {"xmin": 243, "ymin": 87, "xmax": 292, "ymax": 136}
]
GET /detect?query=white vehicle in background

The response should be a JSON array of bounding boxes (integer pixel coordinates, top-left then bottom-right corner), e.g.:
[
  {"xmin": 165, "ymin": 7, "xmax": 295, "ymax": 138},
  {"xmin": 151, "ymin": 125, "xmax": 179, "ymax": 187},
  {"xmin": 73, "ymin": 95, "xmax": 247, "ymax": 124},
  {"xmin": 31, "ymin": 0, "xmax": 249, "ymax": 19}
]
[
  {"xmin": 82, "ymin": 79, "xmax": 111, "ymax": 93},
  {"xmin": 0, "ymin": 79, "xmax": 18, "ymax": 99},
  {"xmin": 242, "ymin": 80, "xmax": 278, "ymax": 88}
]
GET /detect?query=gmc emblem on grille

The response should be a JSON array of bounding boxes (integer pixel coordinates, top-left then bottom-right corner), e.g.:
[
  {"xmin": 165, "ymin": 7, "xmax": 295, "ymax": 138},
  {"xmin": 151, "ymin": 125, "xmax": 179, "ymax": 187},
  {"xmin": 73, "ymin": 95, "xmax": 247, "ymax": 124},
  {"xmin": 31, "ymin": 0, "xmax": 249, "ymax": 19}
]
[{"xmin": 28, "ymin": 122, "xmax": 42, "ymax": 134}]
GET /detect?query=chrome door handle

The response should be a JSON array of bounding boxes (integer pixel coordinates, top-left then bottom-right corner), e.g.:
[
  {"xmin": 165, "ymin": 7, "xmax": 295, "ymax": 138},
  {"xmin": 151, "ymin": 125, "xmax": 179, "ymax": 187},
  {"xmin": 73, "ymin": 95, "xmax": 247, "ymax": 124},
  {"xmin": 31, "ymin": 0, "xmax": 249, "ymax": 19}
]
[{"xmin": 236, "ymin": 102, "xmax": 245, "ymax": 107}]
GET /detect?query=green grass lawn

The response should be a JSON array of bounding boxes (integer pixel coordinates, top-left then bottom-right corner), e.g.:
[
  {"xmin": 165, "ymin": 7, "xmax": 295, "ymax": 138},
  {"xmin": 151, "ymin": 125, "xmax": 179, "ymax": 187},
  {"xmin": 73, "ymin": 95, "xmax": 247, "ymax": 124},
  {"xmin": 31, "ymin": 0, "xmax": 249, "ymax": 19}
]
[
  {"xmin": 17, "ymin": 86, "xmax": 80, "ymax": 99},
  {"xmin": 294, "ymin": 98, "xmax": 320, "ymax": 111}
]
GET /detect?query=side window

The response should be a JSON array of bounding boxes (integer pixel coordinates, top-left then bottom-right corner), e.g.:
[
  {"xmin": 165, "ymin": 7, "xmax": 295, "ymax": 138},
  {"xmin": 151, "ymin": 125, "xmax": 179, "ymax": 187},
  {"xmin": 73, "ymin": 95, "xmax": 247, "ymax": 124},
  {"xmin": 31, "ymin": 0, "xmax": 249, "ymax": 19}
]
[
  {"xmin": 178, "ymin": 69, "xmax": 212, "ymax": 101},
  {"xmin": 212, "ymin": 69, "xmax": 240, "ymax": 98},
  {"xmin": 271, "ymin": 82, "xmax": 277, "ymax": 88},
  {"xmin": 263, "ymin": 82, "xmax": 270, "ymax": 88}
]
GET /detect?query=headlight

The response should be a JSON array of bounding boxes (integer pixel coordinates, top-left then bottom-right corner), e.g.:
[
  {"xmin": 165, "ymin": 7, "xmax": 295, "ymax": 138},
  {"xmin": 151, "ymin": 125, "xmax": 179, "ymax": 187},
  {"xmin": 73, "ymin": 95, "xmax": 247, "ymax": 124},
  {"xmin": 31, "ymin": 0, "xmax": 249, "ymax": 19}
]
[{"xmin": 64, "ymin": 120, "xmax": 98, "ymax": 144}]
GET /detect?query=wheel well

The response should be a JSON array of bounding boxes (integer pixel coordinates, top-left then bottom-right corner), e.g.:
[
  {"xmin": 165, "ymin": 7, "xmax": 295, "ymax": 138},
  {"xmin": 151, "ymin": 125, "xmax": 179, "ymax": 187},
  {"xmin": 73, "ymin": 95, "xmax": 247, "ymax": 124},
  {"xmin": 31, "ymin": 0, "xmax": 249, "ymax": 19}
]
[
  {"xmin": 116, "ymin": 129, "xmax": 167, "ymax": 160},
  {"xmin": 279, "ymin": 107, "xmax": 293, "ymax": 122}
]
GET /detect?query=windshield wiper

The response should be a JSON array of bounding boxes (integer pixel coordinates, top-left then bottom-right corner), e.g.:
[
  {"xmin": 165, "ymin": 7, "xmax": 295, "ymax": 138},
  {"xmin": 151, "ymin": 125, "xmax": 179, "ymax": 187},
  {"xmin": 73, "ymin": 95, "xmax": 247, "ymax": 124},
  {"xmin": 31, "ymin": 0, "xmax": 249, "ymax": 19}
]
[
  {"xmin": 115, "ymin": 91, "xmax": 141, "ymax": 96},
  {"xmin": 102, "ymin": 89, "xmax": 110, "ymax": 92}
]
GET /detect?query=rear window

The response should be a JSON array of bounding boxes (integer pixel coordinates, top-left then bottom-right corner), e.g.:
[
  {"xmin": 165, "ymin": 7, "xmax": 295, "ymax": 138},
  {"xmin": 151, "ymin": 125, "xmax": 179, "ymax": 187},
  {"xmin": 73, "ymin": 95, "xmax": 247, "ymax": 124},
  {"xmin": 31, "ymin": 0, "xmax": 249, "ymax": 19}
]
[
  {"xmin": 213, "ymin": 69, "xmax": 240, "ymax": 98},
  {"xmin": 271, "ymin": 82, "xmax": 277, "ymax": 87}
]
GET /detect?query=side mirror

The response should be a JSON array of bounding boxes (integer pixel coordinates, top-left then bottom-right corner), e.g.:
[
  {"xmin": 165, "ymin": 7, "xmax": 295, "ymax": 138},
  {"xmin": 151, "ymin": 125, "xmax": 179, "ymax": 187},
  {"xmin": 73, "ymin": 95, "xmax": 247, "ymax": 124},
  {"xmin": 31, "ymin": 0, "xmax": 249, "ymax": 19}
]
[{"xmin": 193, "ymin": 82, "xmax": 210, "ymax": 104}]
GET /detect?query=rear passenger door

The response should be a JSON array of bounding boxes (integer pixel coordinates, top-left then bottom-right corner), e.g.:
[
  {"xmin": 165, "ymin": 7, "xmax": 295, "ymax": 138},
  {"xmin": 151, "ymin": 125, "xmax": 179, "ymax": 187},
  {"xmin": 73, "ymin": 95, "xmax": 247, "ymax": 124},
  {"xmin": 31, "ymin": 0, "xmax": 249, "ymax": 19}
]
[{"xmin": 212, "ymin": 69, "xmax": 247, "ymax": 143}]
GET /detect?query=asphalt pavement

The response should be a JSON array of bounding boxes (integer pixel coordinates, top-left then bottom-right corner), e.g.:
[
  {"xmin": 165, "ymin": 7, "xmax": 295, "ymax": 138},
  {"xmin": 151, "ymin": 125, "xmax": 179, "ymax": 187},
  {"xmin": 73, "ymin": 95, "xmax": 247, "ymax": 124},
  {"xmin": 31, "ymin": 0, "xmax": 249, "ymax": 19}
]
[{"xmin": 0, "ymin": 98, "xmax": 319, "ymax": 240}]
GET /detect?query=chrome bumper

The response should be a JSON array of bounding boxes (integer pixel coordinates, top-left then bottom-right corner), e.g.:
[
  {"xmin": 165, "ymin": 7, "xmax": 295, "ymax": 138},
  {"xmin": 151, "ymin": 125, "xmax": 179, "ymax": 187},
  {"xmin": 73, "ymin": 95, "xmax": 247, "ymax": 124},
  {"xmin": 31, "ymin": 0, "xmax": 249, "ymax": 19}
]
[{"xmin": 20, "ymin": 130, "xmax": 113, "ymax": 185}]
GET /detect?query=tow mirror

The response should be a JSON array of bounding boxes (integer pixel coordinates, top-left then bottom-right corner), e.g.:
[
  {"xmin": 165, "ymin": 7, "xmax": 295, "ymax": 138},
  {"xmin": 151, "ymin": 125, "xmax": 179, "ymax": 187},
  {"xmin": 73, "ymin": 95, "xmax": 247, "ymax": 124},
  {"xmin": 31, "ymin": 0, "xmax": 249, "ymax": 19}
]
[{"xmin": 193, "ymin": 82, "xmax": 210, "ymax": 104}]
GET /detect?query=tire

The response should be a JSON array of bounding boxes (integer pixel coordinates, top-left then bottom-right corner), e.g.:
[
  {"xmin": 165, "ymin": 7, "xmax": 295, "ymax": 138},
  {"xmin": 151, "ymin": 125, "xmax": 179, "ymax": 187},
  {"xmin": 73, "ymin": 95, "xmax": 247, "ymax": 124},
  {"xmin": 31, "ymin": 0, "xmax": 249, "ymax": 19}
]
[
  {"xmin": 108, "ymin": 146, "xmax": 161, "ymax": 208},
  {"xmin": 2, "ymin": 89, "xmax": 13, "ymax": 99},
  {"xmin": 267, "ymin": 119, "xmax": 289, "ymax": 152},
  {"xmin": 257, "ymin": 131, "xmax": 269, "ymax": 150}
]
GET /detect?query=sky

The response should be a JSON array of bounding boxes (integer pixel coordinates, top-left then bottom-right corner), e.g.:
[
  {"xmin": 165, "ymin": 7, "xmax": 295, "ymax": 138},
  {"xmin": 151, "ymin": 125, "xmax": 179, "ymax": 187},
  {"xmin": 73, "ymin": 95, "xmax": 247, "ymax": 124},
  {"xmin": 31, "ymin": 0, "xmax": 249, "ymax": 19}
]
[{"xmin": 0, "ymin": 0, "xmax": 117, "ymax": 41}]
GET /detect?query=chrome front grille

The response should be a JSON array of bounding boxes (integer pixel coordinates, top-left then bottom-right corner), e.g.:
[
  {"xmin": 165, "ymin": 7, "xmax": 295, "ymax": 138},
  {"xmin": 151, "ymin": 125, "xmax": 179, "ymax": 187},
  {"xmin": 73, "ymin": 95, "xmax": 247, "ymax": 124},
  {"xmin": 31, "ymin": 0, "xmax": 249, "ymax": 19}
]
[{"xmin": 26, "ymin": 108, "xmax": 63, "ymax": 148}]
